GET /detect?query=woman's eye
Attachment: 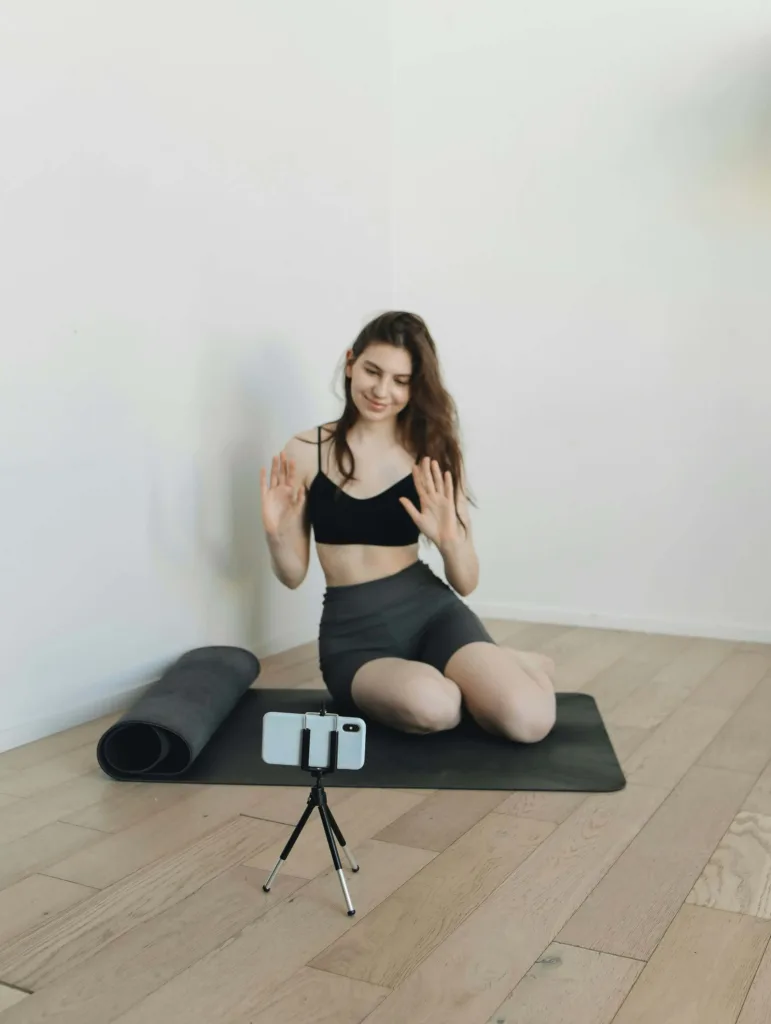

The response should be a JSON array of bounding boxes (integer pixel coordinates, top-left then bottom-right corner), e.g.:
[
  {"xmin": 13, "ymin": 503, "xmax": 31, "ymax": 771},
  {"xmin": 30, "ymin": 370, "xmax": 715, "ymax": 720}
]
[{"xmin": 365, "ymin": 368, "xmax": 408, "ymax": 386}]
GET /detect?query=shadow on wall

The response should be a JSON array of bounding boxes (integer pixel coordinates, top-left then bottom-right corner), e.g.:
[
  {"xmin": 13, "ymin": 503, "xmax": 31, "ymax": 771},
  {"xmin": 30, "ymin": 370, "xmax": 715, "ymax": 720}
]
[
  {"xmin": 193, "ymin": 334, "xmax": 316, "ymax": 653},
  {"xmin": 657, "ymin": 40, "xmax": 771, "ymax": 216}
]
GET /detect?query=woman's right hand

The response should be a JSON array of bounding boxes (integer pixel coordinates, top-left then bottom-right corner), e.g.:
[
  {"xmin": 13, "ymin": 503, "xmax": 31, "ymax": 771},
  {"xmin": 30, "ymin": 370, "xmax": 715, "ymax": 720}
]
[{"xmin": 260, "ymin": 451, "xmax": 307, "ymax": 537}]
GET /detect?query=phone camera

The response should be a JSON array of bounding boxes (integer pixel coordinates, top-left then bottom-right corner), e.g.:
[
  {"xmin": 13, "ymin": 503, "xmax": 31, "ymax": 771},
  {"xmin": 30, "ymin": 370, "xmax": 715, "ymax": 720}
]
[{"xmin": 342, "ymin": 723, "xmax": 360, "ymax": 732}]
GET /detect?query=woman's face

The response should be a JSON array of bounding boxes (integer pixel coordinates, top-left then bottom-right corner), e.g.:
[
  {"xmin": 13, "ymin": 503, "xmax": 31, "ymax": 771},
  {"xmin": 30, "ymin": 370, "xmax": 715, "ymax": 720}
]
[{"xmin": 346, "ymin": 343, "xmax": 413, "ymax": 420}]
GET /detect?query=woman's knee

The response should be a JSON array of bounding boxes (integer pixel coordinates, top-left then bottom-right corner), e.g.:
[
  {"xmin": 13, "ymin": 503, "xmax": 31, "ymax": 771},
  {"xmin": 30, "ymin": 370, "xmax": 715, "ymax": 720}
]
[
  {"xmin": 490, "ymin": 696, "xmax": 556, "ymax": 744},
  {"xmin": 351, "ymin": 661, "xmax": 462, "ymax": 734},
  {"xmin": 403, "ymin": 680, "xmax": 463, "ymax": 734}
]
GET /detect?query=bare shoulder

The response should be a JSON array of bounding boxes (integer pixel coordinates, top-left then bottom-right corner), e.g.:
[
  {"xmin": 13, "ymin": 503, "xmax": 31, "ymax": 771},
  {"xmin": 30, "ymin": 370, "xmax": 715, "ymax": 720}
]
[
  {"xmin": 284, "ymin": 422, "xmax": 336, "ymax": 484},
  {"xmin": 292, "ymin": 421, "xmax": 336, "ymax": 446}
]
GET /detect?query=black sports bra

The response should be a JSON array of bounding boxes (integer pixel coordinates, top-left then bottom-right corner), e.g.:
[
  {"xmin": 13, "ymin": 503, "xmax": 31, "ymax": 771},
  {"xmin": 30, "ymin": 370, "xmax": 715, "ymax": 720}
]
[{"xmin": 306, "ymin": 426, "xmax": 421, "ymax": 546}]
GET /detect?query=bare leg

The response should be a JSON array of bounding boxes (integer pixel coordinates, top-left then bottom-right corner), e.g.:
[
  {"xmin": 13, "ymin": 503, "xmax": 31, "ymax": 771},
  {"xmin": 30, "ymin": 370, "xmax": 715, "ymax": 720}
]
[
  {"xmin": 351, "ymin": 658, "xmax": 463, "ymax": 734},
  {"xmin": 444, "ymin": 643, "xmax": 556, "ymax": 743},
  {"xmin": 508, "ymin": 648, "xmax": 555, "ymax": 686}
]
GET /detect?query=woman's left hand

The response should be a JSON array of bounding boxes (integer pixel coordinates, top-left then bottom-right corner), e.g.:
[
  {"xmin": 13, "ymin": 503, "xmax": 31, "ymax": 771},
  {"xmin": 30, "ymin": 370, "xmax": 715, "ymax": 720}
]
[{"xmin": 399, "ymin": 458, "xmax": 460, "ymax": 548}]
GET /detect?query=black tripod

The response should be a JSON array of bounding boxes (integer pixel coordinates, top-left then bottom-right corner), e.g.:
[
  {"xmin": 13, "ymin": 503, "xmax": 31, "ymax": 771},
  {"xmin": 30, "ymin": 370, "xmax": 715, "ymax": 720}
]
[{"xmin": 262, "ymin": 709, "xmax": 359, "ymax": 915}]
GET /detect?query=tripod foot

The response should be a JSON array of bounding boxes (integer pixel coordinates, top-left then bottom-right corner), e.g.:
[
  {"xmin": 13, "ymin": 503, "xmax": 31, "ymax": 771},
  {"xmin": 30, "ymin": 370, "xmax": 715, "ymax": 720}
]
[
  {"xmin": 325, "ymin": 807, "xmax": 359, "ymax": 874},
  {"xmin": 336, "ymin": 868, "xmax": 356, "ymax": 916},
  {"xmin": 343, "ymin": 847, "xmax": 360, "ymax": 873},
  {"xmin": 262, "ymin": 856, "xmax": 285, "ymax": 892}
]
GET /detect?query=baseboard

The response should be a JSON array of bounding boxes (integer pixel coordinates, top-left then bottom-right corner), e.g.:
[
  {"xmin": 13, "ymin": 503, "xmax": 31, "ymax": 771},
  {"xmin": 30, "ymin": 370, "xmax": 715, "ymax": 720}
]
[
  {"xmin": 466, "ymin": 599, "xmax": 771, "ymax": 645},
  {"xmin": 0, "ymin": 677, "xmax": 157, "ymax": 755},
  {"xmin": 0, "ymin": 626, "xmax": 318, "ymax": 755}
]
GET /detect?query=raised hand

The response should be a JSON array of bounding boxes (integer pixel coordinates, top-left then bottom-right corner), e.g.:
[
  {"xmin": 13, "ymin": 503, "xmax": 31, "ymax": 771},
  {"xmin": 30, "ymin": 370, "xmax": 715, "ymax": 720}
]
[
  {"xmin": 260, "ymin": 451, "xmax": 307, "ymax": 537},
  {"xmin": 399, "ymin": 457, "xmax": 460, "ymax": 547}
]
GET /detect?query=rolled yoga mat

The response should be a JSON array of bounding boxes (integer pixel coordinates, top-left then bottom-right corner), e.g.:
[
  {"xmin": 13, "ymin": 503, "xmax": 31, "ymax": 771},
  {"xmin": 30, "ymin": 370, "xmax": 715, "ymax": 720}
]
[
  {"xmin": 96, "ymin": 646, "xmax": 260, "ymax": 780},
  {"xmin": 97, "ymin": 669, "xmax": 625, "ymax": 791}
]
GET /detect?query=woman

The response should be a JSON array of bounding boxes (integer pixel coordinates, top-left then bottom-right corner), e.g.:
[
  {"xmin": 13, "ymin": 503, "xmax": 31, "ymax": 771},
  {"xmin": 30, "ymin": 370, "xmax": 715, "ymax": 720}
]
[{"xmin": 260, "ymin": 311, "xmax": 556, "ymax": 742}]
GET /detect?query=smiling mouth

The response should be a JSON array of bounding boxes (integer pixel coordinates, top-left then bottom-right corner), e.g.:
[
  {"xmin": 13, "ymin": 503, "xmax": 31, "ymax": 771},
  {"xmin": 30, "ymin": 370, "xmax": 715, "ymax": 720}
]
[{"xmin": 367, "ymin": 398, "xmax": 387, "ymax": 409}]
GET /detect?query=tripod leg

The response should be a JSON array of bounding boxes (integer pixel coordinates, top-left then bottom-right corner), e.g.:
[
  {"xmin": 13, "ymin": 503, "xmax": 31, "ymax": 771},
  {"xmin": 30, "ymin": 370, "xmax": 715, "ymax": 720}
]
[
  {"xmin": 262, "ymin": 799, "xmax": 315, "ymax": 892},
  {"xmin": 317, "ymin": 803, "xmax": 356, "ymax": 916},
  {"xmin": 325, "ymin": 805, "xmax": 359, "ymax": 872}
]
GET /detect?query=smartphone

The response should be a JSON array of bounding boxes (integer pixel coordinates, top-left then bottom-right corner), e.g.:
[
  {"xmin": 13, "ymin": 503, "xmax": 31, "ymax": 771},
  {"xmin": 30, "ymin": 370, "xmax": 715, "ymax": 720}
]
[{"xmin": 261, "ymin": 711, "xmax": 366, "ymax": 770}]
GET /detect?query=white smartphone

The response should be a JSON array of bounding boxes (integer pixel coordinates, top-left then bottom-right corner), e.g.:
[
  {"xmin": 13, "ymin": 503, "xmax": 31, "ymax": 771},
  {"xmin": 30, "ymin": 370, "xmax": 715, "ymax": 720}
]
[{"xmin": 261, "ymin": 711, "xmax": 366, "ymax": 771}]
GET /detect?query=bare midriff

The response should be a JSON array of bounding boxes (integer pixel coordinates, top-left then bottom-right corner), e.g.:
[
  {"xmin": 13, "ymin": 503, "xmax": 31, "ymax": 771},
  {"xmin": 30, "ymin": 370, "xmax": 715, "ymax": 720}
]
[{"xmin": 315, "ymin": 542, "xmax": 420, "ymax": 588}]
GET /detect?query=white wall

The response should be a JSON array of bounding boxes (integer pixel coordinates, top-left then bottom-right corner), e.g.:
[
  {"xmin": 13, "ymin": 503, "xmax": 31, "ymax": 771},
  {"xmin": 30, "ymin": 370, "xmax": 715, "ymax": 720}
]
[
  {"xmin": 3, "ymin": 0, "xmax": 770, "ymax": 753},
  {"xmin": 391, "ymin": 0, "xmax": 771, "ymax": 639},
  {"xmin": 0, "ymin": 1, "xmax": 391, "ymax": 750}
]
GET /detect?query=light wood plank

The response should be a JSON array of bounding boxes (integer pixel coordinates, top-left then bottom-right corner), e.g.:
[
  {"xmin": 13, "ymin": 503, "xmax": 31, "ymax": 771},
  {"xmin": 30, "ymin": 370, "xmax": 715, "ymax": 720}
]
[
  {"xmin": 582, "ymin": 633, "xmax": 692, "ymax": 714},
  {"xmin": 557, "ymin": 764, "xmax": 755, "ymax": 959},
  {"xmin": 0, "ymin": 745, "xmax": 99, "ymax": 799},
  {"xmin": 245, "ymin": 789, "xmax": 427, "ymax": 879},
  {"xmin": 45, "ymin": 784, "xmax": 296, "ymax": 889},
  {"xmin": 262, "ymin": 657, "xmax": 326, "ymax": 690},
  {"xmin": 0, "ymin": 814, "xmax": 289, "ymax": 991},
  {"xmin": 688, "ymin": 651, "xmax": 771, "ymax": 711},
  {"xmin": 107, "ymin": 840, "xmax": 436, "ymax": 1024},
  {"xmin": 0, "ymin": 714, "xmax": 117, "ymax": 771},
  {"xmin": 61, "ymin": 781, "xmax": 208, "ymax": 833},
  {"xmin": 312, "ymin": 813, "xmax": 554, "ymax": 987},
  {"xmin": 258, "ymin": 639, "xmax": 317, "ymax": 672},
  {"xmin": 243, "ymin": 785, "xmax": 362, "ymax": 828},
  {"xmin": 698, "ymin": 675, "xmax": 771, "ymax": 774},
  {"xmin": 373, "ymin": 789, "xmax": 507, "ymax": 851},
  {"xmin": 0, "ymin": 866, "xmax": 306, "ymax": 1024},
  {"xmin": 497, "ymin": 789, "xmax": 587, "ymax": 825},
  {"xmin": 0, "ymin": 875, "xmax": 96, "ymax": 947},
  {"xmin": 744, "ymin": 761, "xmax": 771, "ymax": 815},
  {"xmin": 609, "ymin": 639, "xmax": 735, "ymax": 729},
  {"xmin": 0, "ymin": 985, "xmax": 28, "ymax": 1012},
  {"xmin": 501, "ymin": 623, "xmax": 573, "ymax": 650},
  {"xmin": 548, "ymin": 629, "xmax": 645, "ymax": 692},
  {"xmin": 0, "ymin": 767, "xmax": 21, "ymax": 793},
  {"xmin": 540, "ymin": 626, "xmax": 619, "ymax": 661},
  {"xmin": 606, "ymin": 725, "xmax": 650, "ymax": 763},
  {"xmin": 612, "ymin": 904, "xmax": 771, "ymax": 1024},
  {"xmin": 229, "ymin": 967, "xmax": 388, "ymax": 1024},
  {"xmin": 0, "ymin": 775, "xmax": 114, "ymax": 846},
  {"xmin": 483, "ymin": 618, "xmax": 527, "ymax": 643},
  {"xmin": 359, "ymin": 783, "xmax": 666, "ymax": 1024},
  {"xmin": 623, "ymin": 704, "xmax": 733, "ymax": 790},
  {"xmin": 737, "ymin": 934, "xmax": 771, "ymax": 1024},
  {"xmin": 0, "ymin": 824, "xmax": 105, "ymax": 892},
  {"xmin": 688, "ymin": 811, "xmax": 771, "ymax": 919},
  {"xmin": 486, "ymin": 942, "xmax": 644, "ymax": 1024}
]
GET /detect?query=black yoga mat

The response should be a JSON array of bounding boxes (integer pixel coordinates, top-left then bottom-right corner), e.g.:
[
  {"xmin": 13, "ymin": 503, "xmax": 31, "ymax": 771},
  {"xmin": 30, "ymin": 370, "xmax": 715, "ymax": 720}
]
[
  {"xmin": 97, "ymin": 646, "xmax": 260, "ymax": 780},
  {"xmin": 97, "ymin": 650, "xmax": 625, "ymax": 791}
]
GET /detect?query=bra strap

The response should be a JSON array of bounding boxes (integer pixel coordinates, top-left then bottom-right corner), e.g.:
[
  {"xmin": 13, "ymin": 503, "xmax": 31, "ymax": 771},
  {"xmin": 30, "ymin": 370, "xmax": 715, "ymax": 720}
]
[{"xmin": 317, "ymin": 425, "xmax": 322, "ymax": 472}]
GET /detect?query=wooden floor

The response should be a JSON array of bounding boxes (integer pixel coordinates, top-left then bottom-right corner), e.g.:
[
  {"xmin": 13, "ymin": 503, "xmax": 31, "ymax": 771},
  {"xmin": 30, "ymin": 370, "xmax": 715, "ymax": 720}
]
[{"xmin": 2, "ymin": 621, "xmax": 771, "ymax": 1023}]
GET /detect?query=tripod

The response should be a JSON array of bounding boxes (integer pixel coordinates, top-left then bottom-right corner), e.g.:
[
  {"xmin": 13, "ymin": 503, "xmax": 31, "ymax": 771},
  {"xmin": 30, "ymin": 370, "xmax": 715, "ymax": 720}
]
[{"xmin": 262, "ymin": 709, "xmax": 360, "ymax": 915}]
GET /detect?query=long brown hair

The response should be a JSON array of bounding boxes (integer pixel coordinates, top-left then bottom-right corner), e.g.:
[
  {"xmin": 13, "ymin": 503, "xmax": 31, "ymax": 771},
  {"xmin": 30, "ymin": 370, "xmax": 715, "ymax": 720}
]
[{"xmin": 323, "ymin": 311, "xmax": 476, "ymax": 536}]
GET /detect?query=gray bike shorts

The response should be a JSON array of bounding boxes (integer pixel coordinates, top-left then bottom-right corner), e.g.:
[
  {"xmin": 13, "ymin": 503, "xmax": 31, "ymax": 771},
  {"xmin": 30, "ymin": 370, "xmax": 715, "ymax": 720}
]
[{"xmin": 318, "ymin": 558, "xmax": 496, "ymax": 710}]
